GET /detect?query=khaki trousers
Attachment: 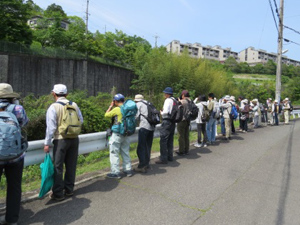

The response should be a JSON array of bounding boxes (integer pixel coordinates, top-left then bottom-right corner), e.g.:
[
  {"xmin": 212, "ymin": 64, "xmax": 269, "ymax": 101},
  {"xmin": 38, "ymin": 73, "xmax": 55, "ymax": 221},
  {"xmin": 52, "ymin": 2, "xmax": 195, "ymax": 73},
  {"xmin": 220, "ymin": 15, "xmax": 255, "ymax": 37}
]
[{"xmin": 225, "ymin": 118, "xmax": 231, "ymax": 138}]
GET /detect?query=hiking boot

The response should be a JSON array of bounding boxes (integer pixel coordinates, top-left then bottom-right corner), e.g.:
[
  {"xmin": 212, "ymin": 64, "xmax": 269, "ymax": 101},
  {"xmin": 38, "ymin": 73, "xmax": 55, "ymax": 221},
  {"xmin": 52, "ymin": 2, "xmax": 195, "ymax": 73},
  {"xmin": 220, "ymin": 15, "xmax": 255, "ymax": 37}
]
[
  {"xmin": 65, "ymin": 191, "xmax": 74, "ymax": 197},
  {"xmin": 49, "ymin": 193, "xmax": 65, "ymax": 201},
  {"xmin": 175, "ymin": 151, "xmax": 185, "ymax": 156},
  {"xmin": 134, "ymin": 167, "xmax": 147, "ymax": 173},
  {"xmin": 155, "ymin": 160, "xmax": 168, "ymax": 164},
  {"xmin": 106, "ymin": 173, "xmax": 121, "ymax": 179},
  {"xmin": 124, "ymin": 170, "xmax": 133, "ymax": 177}
]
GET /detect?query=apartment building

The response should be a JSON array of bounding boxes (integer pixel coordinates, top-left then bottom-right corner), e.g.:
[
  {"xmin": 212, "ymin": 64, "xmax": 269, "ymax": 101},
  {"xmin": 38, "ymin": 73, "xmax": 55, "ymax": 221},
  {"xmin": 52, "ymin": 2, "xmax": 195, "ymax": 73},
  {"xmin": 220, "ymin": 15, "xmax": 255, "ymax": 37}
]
[
  {"xmin": 166, "ymin": 40, "xmax": 239, "ymax": 62},
  {"xmin": 240, "ymin": 47, "xmax": 300, "ymax": 66}
]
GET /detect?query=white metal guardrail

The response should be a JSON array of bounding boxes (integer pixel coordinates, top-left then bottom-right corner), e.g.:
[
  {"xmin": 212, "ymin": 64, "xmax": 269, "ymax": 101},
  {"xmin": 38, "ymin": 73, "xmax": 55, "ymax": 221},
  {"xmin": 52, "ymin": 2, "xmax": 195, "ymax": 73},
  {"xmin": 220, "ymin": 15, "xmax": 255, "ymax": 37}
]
[
  {"xmin": 291, "ymin": 109, "xmax": 300, "ymax": 119},
  {"xmin": 24, "ymin": 121, "xmax": 198, "ymax": 167}
]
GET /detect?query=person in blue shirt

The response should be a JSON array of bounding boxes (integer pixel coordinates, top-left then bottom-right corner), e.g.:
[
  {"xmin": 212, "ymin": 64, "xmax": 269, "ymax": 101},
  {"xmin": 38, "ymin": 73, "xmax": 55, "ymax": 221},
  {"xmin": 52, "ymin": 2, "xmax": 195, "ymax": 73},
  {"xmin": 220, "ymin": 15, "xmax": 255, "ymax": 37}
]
[{"xmin": 0, "ymin": 83, "xmax": 28, "ymax": 225}]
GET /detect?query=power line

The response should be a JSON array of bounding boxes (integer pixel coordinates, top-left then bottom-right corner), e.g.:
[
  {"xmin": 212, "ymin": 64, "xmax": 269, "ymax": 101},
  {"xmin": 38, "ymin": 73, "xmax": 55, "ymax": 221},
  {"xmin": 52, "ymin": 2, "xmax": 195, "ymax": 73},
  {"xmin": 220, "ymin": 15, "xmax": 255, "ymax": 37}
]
[
  {"xmin": 268, "ymin": 0, "xmax": 279, "ymax": 32},
  {"xmin": 284, "ymin": 38, "xmax": 300, "ymax": 46},
  {"xmin": 272, "ymin": 0, "xmax": 280, "ymax": 19},
  {"xmin": 284, "ymin": 25, "xmax": 300, "ymax": 36}
]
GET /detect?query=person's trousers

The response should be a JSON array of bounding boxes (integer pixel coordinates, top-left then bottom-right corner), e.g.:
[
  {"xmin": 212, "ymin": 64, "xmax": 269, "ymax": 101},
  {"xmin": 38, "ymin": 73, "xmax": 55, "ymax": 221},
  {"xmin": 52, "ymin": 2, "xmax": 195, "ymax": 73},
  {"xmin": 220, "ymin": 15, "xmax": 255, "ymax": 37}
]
[
  {"xmin": 268, "ymin": 112, "xmax": 274, "ymax": 124},
  {"xmin": 284, "ymin": 111, "xmax": 290, "ymax": 124},
  {"xmin": 177, "ymin": 120, "xmax": 190, "ymax": 154},
  {"xmin": 197, "ymin": 123, "xmax": 207, "ymax": 144},
  {"xmin": 206, "ymin": 117, "xmax": 216, "ymax": 142},
  {"xmin": 274, "ymin": 113, "xmax": 279, "ymax": 125},
  {"xmin": 231, "ymin": 119, "xmax": 235, "ymax": 133},
  {"xmin": 52, "ymin": 138, "xmax": 79, "ymax": 197},
  {"xmin": 253, "ymin": 115, "xmax": 259, "ymax": 128},
  {"xmin": 221, "ymin": 117, "xmax": 225, "ymax": 135},
  {"xmin": 240, "ymin": 118, "xmax": 248, "ymax": 131},
  {"xmin": 224, "ymin": 118, "xmax": 231, "ymax": 138},
  {"xmin": 109, "ymin": 133, "xmax": 132, "ymax": 174},
  {"xmin": 137, "ymin": 128, "xmax": 154, "ymax": 168},
  {"xmin": 159, "ymin": 120, "xmax": 176, "ymax": 162},
  {"xmin": 0, "ymin": 158, "xmax": 24, "ymax": 224}
]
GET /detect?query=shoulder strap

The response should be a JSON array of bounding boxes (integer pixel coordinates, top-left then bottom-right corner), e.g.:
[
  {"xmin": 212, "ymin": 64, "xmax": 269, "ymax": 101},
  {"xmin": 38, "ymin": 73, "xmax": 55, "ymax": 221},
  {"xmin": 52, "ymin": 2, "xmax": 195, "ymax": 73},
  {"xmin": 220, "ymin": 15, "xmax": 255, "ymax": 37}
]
[
  {"xmin": 6, "ymin": 104, "xmax": 16, "ymax": 113},
  {"xmin": 56, "ymin": 102, "xmax": 66, "ymax": 106}
]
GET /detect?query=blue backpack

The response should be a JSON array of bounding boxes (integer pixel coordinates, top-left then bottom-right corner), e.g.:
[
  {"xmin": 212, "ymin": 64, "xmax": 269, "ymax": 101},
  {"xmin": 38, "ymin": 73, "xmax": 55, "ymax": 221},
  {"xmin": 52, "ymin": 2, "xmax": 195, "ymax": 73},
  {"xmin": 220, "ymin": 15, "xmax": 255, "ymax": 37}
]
[
  {"xmin": 119, "ymin": 100, "xmax": 138, "ymax": 136},
  {"xmin": 0, "ymin": 104, "xmax": 27, "ymax": 161},
  {"xmin": 230, "ymin": 103, "xmax": 238, "ymax": 120}
]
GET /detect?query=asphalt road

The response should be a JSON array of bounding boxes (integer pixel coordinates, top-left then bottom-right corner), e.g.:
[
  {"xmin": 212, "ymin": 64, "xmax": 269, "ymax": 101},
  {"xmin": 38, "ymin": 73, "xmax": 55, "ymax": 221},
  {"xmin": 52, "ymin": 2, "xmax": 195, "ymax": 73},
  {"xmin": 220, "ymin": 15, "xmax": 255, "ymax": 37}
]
[{"xmin": 19, "ymin": 120, "xmax": 300, "ymax": 225}]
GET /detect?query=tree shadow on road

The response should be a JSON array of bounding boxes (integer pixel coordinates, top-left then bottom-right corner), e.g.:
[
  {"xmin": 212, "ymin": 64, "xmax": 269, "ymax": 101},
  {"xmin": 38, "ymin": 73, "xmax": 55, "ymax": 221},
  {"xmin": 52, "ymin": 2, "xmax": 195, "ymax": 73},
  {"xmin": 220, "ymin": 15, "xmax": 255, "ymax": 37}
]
[{"xmin": 19, "ymin": 196, "xmax": 91, "ymax": 225}]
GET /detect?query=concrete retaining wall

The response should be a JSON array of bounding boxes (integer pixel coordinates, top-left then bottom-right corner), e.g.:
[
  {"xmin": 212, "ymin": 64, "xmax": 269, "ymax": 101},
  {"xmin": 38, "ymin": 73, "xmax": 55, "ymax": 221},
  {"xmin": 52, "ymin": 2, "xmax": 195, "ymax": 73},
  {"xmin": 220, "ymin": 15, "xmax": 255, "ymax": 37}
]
[{"xmin": 0, "ymin": 54, "xmax": 135, "ymax": 97}]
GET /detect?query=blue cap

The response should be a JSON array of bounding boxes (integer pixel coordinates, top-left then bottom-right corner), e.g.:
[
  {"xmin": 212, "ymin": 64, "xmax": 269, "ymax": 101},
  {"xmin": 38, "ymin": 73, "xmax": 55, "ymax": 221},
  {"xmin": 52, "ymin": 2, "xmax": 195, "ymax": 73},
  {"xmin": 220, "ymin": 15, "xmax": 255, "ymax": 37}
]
[
  {"xmin": 113, "ymin": 93, "xmax": 125, "ymax": 101},
  {"xmin": 163, "ymin": 87, "xmax": 173, "ymax": 95}
]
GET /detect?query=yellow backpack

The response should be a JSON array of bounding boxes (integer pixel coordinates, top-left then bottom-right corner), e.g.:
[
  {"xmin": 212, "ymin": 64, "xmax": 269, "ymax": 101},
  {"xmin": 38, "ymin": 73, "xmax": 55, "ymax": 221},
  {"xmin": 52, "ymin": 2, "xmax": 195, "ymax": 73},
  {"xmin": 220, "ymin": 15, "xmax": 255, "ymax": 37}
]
[{"xmin": 57, "ymin": 101, "xmax": 81, "ymax": 138}]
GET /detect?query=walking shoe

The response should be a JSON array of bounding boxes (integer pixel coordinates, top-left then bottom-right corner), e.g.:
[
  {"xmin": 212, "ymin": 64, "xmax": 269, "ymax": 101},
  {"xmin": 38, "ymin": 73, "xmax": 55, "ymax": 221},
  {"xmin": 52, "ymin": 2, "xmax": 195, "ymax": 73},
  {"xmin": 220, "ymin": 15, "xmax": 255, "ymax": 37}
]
[
  {"xmin": 202, "ymin": 143, "xmax": 207, "ymax": 147},
  {"xmin": 155, "ymin": 160, "xmax": 168, "ymax": 164},
  {"xmin": 175, "ymin": 151, "xmax": 185, "ymax": 156},
  {"xmin": 49, "ymin": 193, "xmax": 65, "ymax": 201},
  {"xmin": 65, "ymin": 191, "xmax": 74, "ymax": 197},
  {"xmin": 194, "ymin": 143, "xmax": 201, "ymax": 148},
  {"xmin": 146, "ymin": 165, "xmax": 152, "ymax": 170},
  {"xmin": 124, "ymin": 170, "xmax": 133, "ymax": 177},
  {"xmin": 106, "ymin": 173, "xmax": 121, "ymax": 179},
  {"xmin": 134, "ymin": 167, "xmax": 147, "ymax": 173}
]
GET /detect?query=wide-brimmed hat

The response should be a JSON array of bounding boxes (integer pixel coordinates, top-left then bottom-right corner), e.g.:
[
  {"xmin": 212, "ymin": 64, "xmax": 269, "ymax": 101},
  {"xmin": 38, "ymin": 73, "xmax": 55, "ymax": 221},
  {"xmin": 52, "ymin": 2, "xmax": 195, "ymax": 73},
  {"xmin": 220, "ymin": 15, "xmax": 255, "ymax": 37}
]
[
  {"xmin": 134, "ymin": 94, "xmax": 144, "ymax": 102},
  {"xmin": 0, "ymin": 83, "xmax": 20, "ymax": 99},
  {"xmin": 284, "ymin": 98, "xmax": 289, "ymax": 101},
  {"xmin": 230, "ymin": 96, "xmax": 235, "ymax": 101},
  {"xmin": 52, "ymin": 84, "xmax": 67, "ymax": 95},
  {"xmin": 252, "ymin": 99, "xmax": 257, "ymax": 103}
]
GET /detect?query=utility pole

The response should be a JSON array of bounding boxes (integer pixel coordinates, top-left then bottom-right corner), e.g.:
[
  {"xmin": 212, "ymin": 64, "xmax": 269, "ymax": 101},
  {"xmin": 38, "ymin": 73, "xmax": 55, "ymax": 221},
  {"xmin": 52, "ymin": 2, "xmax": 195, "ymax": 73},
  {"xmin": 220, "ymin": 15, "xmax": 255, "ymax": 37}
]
[
  {"xmin": 85, "ymin": 0, "xmax": 89, "ymax": 36},
  {"xmin": 275, "ymin": 0, "xmax": 284, "ymax": 102},
  {"xmin": 154, "ymin": 34, "xmax": 159, "ymax": 48},
  {"xmin": 85, "ymin": 0, "xmax": 89, "ymax": 59}
]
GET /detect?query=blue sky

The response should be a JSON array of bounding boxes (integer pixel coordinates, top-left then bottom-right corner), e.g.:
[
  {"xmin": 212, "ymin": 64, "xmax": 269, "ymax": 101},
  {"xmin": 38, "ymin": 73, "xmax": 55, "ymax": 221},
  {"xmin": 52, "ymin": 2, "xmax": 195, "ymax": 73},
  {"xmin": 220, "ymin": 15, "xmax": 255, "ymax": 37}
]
[{"xmin": 34, "ymin": 0, "xmax": 300, "ymax": 61}]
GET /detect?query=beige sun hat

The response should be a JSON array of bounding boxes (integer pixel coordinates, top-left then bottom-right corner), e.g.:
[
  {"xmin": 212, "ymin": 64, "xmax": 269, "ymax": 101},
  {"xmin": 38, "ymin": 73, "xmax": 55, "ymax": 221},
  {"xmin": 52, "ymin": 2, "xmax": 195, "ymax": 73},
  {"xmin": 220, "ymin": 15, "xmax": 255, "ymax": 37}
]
[
  {"xmin": 0, "ymin": 83, "xmax": 20, "ymax": 99},
  {"xmin": 134, "ymin": 94, "xmax": 144, "ymax": 102}
]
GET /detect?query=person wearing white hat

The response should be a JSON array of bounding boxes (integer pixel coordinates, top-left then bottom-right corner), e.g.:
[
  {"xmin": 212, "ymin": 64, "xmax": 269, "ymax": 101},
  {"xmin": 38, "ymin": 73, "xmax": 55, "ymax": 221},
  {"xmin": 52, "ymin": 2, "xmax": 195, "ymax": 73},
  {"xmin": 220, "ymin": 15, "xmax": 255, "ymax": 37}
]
[
  {"xmin": 44, "ymin": 84, "xmax": 83, "ymax": 201},
  {"xmin": 272, "ymin": 100, "xmax": 280, "ymax": 125},
  {"xmin": 134, "ymin": 94, "xmax": 156, "ymax": 173},
  {"xmin": 240, "ymin": 99, "xmax": 250, "ymax": 132},
  {"xmin": 282, "ymin": 98, "xmax": 291, "ymax": 124},
  {"xmin": 0, "ymin": 83, "xmax": 29, "ymax": 225},
  {"xmin": 250, "ymin": 99, "xmax": 259, "ymax": 128},
  {"xmin": 266, "ymin": 98, "xmax": 274, "ymax": 125},
  {"xmin": 220, "ymin": 95, "xmax": 232, "ymax": 140}
]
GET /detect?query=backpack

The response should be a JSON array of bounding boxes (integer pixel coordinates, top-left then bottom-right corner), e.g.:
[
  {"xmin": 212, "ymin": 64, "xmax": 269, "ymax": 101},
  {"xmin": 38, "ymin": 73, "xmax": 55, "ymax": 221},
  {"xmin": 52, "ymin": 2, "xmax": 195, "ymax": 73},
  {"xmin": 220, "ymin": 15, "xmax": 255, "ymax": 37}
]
[
  {"xmin": 140, "ymin": 101, "xmax": 160, "ymax": 125},
  {"xmin": 201, "ymin": 104, "xmax": 210, "ymax": 122},
  {"xmin": 212, "ymin": 101, "xmax": 221, "ymax": 119},
  {"xmin": 289, "ymin": 101, "xmax": 293, "ymax": 112},
  {"xmin": 0, "ymin": 104, "xmax": 27, "ymax": 161},
  {"xmin": 229, "ymin": 103, "xmax": 238, "ymax": 120},
  {"xmin": 56, "ymin": 101, "xmax": 81, "ymax": 138},
  {"xmin": 119, "ymin": 99, "xmax": 138, "ymax": 136},
  {"xmin": 185, "ymin": 100, "xmax": 199, "ymax": 121},
  {"xmin": 169, "ymin": 97, "xmax": 183, "ymax": 123}
]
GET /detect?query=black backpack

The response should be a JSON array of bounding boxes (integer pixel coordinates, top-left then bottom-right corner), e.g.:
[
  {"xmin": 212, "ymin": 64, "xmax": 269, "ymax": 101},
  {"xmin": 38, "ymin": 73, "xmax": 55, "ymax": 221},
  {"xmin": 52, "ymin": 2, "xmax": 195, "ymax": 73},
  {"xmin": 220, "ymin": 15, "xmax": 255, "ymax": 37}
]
[
  {"xmin": 169, "ymin": 97, "xmax": 183, "ymax": 123},
  {"xmin": 289, "ymin": 101, "xmax": 293, "ymax": 112},
  {"xmin": 140, "ymin": 101, "xmax": 161, "ymax": 125},
  {"xmin": 186, "ymin": 100, "xmax": 199, "ymax": 121}
]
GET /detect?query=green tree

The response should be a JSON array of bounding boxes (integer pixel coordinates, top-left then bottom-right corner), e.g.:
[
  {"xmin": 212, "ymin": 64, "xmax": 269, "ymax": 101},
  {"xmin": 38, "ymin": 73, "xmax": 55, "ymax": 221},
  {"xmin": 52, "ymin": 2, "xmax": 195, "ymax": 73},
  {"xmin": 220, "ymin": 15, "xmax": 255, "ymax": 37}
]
[
  {"xmin": 0, "ymin": 0, "xmax": 33, "ymax": 45},
  {"xmin": 26, "ymin": 0, "xmax": 43, "ymax": 17},
  {"xmin": 264, "ymin": 60, "xmax": 276, "ymax": 75},
  {"xmin": 224, "ymin": 56, "xmax": 240, "ymax": 73},
  {"xmin": 44, "ymin": 3, "xmax": 67, "ymax": 18}
]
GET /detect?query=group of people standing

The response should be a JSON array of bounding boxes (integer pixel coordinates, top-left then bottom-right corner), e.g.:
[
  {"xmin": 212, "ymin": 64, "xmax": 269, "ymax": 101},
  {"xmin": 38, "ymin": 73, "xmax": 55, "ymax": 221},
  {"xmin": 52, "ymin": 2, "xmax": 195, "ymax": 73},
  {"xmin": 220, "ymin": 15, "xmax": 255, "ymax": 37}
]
[{"xmin": 0, "ymin": 82, "xmax": 293, "ymax": 225}]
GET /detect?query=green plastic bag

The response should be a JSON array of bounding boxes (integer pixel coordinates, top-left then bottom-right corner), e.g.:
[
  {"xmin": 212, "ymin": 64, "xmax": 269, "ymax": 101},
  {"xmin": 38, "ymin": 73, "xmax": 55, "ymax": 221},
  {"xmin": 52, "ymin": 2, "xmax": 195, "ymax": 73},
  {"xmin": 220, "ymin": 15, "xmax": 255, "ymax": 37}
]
[{"xmin": 39, "ymin": 153, "xmax": 54, "ymax": 198}]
